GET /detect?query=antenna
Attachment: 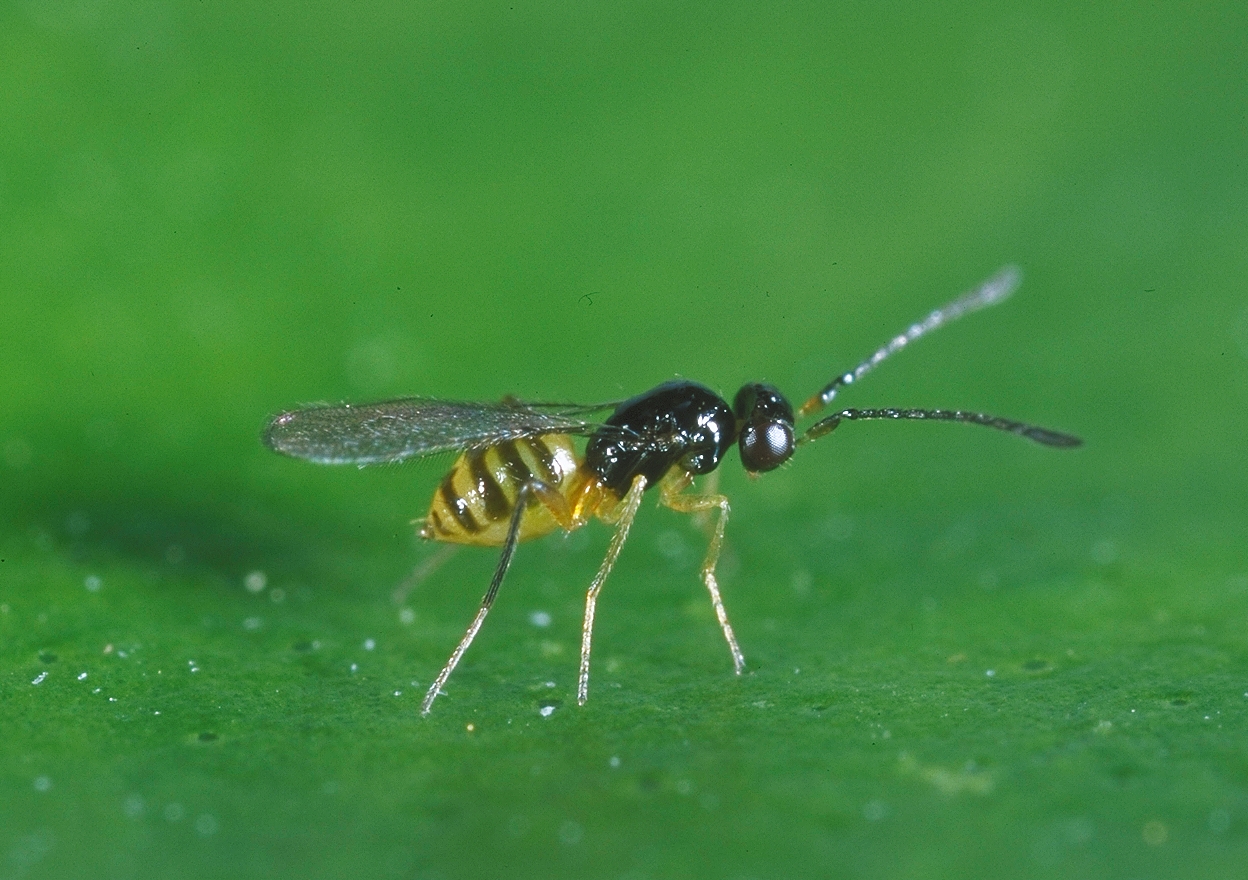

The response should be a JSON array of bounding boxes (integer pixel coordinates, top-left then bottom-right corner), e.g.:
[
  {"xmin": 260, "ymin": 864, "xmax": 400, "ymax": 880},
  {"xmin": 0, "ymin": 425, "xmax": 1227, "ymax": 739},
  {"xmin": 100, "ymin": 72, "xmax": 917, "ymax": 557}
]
[
  {"xmin": 799, "ymin": 266, "xmax": 1022, "ymax": 418},
  {"xmin": 799, "ymin": 407, "xmax": 1082, "ymax": 448}
]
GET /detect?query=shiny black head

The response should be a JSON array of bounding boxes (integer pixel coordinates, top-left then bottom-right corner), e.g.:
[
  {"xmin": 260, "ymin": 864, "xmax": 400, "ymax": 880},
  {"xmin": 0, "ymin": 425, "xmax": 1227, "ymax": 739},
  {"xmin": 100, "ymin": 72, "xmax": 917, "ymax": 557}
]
[
  {"xmin": 733, "ymin": 383, "xmax": 795, "ymax": 473},
  {"xmin": 585, "ymin": 380, "xmax": 736, "ymax": 496}
]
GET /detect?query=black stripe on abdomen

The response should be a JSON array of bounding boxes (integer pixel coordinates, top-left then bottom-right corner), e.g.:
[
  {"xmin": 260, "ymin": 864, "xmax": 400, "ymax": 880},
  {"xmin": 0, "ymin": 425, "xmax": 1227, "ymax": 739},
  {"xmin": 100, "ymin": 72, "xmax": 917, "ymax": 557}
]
[
  {"xmin": 468, "ymin": 449, "xmax": 511, "ymax": 521},
  {"xmin": 496, "ymin": 440, "xmax": 533, "ymax": 486},
  {"xmin": 439, "ymin": 472, "xmax": 481, "ymax": 533},
  {"xmin": 523, "ymin": 436, "xmax": 559, "ymax": 484}
]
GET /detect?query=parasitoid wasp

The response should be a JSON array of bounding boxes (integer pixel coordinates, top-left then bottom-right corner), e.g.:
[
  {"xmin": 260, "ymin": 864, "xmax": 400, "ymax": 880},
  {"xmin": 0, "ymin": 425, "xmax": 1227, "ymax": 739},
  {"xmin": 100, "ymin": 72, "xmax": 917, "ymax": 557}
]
[{"xmin": 264, "ymin": 266, "xmax": 1080, "ymax": 714}]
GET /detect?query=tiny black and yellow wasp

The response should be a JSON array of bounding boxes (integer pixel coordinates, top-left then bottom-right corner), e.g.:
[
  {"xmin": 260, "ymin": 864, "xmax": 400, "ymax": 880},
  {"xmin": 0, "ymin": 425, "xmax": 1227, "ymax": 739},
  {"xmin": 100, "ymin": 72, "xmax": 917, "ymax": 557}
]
[{"xmin": 264, "ymin": 267, "xmax": 1080, "ymax": 714}]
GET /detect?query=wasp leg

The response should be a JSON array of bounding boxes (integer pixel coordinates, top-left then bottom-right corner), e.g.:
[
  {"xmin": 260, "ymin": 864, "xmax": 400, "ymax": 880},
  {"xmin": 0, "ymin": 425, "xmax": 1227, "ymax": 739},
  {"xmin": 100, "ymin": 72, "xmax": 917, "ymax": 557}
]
[
  {"xmin": 420, "ymin": 481, "xmax": 562, "ymax": 716},
  {"xmin": 658, "ymin": 470, "xmax": 746, "ymax": 676},
  {"xmin": 392, "ymin": 543, "xmax": 459, "ymax": 605},
  {"xmin": 577, "ymin": 473, "xmax": 648, "ymax": 706},
  {"xmin": 688, "ymin": 468, "xmax": 720, "ymax": 533}
]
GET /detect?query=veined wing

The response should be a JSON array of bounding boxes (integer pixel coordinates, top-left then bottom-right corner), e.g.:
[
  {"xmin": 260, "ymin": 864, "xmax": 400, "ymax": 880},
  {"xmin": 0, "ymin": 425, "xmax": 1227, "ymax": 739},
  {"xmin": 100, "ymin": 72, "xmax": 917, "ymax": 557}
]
[{"xmin": 263, "ymin": 397, "xmax": 620, "ymax": 465}]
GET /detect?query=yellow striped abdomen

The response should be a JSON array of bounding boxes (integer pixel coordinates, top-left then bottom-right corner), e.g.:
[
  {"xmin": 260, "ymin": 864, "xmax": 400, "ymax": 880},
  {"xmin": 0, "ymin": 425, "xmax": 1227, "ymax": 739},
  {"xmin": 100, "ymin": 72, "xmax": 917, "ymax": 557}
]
[{"xmin": 421, "ymin": 434, "xmax": 580, "ymax": 547}]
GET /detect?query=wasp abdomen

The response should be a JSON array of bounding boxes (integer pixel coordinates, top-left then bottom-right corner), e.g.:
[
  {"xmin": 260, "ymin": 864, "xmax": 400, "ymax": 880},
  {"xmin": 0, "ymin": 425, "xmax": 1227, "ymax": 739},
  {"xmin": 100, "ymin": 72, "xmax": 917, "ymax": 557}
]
[{"xmin": 422, "ymin": 434, "xmax": 579, "ymax": 547}]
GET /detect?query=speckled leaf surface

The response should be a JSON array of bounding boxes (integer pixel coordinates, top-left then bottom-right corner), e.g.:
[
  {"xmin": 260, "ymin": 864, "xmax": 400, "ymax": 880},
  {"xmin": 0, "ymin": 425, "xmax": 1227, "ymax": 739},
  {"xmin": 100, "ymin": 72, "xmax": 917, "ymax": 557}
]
[{"xmin": 2, "ymin": 3, "xmax": 1246, "ymax": 879}]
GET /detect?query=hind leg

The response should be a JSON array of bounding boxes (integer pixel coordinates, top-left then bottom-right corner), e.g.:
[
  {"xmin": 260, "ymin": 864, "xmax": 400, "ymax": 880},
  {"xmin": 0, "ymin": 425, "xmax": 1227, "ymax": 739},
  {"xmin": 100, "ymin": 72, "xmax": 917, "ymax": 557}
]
[{"xmin": 420, "ymin": 481, "xmax": 571, "ymax": 715}]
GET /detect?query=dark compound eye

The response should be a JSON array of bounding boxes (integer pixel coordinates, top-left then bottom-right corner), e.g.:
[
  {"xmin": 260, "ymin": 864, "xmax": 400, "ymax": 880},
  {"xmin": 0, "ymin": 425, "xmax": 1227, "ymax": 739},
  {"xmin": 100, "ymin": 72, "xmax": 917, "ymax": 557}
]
[
  {"xmin": 733, "ymin": 383, "xmax": 795, "ymax": 473},
  {"xmin": 738, "ymin": 419, "xmax": 794, "ymax": 472}
]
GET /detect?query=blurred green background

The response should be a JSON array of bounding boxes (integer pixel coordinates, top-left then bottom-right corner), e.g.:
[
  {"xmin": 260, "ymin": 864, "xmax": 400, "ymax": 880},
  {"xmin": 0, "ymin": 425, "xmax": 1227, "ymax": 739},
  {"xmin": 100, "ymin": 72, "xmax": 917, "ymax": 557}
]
[{"xmin": 2, "ymin": 2, "xmax": 1245, "ymax": 878}]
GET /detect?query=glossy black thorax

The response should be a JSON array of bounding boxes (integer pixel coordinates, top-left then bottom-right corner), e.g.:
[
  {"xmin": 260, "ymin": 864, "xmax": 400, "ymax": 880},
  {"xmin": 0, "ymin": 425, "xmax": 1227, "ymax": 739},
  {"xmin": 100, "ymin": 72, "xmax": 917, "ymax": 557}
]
[{"xmin": 585, "ymin": 380, "xmax": 736, "ymax": 495}]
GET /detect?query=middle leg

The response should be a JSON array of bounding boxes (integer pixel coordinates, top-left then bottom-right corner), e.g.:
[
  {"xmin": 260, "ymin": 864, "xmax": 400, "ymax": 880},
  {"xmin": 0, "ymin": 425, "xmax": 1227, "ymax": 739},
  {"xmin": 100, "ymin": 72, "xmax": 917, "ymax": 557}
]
[
  {"xmin": 658, "ymin": 470, "xmax": 746, "ymax": 675},
  {"xmin": 577, "ymin": 473, "xmax": 648, "ymax": 706}
]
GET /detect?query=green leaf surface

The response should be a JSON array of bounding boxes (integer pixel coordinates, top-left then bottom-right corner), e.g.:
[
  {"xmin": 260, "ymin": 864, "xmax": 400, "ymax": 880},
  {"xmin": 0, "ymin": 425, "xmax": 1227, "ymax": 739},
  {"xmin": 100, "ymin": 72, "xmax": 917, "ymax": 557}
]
[{"xmin": 2, "ymin": 2, "xmax": 1246, "ymax": 878}]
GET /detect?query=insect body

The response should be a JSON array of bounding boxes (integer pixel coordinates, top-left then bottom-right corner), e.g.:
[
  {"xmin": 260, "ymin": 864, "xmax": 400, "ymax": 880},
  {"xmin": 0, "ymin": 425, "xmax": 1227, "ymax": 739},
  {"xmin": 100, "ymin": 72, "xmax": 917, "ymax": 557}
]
[{"xmin": 264, "ymin": 266, "xmax": 1080, "ymax": 715}]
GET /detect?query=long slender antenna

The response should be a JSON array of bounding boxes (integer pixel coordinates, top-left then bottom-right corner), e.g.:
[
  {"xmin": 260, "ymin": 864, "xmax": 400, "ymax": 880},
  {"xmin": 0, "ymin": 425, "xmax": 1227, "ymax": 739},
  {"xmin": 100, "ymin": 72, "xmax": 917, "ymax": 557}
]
[
  {"xmin": 799, "ymin": 407, "xmax": 1082, "ymax": 448},
  {"xmin": 798, "ymin": 266, "xmax": 1022, "ymax": 418}
]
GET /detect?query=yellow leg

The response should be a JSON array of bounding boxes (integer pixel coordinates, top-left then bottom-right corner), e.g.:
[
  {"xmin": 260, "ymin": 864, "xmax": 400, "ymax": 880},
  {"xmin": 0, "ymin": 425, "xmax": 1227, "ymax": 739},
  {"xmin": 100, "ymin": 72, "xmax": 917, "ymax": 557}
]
[
  {"xmin": 688, "ymin": 468, "xmax": 720, "ymax": 533},
  {"xmin": 659, "ymin": 470, "xmax": 746, "ymax": 675},
  {"xmin": 577, "ymin": 474, "xmax": 648, "ymax": 706}
]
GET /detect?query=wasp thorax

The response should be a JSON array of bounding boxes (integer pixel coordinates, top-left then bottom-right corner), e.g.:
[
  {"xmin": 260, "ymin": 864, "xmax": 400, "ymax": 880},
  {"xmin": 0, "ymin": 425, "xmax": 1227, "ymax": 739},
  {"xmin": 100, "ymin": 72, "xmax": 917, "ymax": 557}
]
[
  {"xmin": 585, "ymin": 380, "xmax": 736, "ymax": 494},
  {"xmin": 733, "ymin": 383, "xmax": 795, "ymax": 473}
]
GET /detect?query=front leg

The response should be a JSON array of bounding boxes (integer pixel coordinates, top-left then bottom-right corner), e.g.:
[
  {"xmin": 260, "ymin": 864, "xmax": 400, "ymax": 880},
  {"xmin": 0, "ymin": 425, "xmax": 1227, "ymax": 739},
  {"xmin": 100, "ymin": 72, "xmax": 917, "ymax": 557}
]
[{"xmin": 658, "ymin": 470, "xmax": 746, "ymax": 675}]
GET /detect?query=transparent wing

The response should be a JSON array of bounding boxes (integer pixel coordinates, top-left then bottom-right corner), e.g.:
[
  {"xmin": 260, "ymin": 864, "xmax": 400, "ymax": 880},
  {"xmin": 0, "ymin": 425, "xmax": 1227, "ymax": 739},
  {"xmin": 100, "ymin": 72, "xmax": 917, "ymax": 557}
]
[{"xmin": 263, "ymin": 397, "xmax": 621, "ymax": 465}]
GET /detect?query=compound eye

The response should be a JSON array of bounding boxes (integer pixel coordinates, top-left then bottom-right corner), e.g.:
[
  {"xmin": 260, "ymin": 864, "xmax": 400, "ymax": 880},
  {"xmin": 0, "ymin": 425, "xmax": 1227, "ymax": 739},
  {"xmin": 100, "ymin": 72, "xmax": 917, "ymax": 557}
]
[{"xmin": 739, "ymin": 420, "xmax": 794, "ymax": 473}]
